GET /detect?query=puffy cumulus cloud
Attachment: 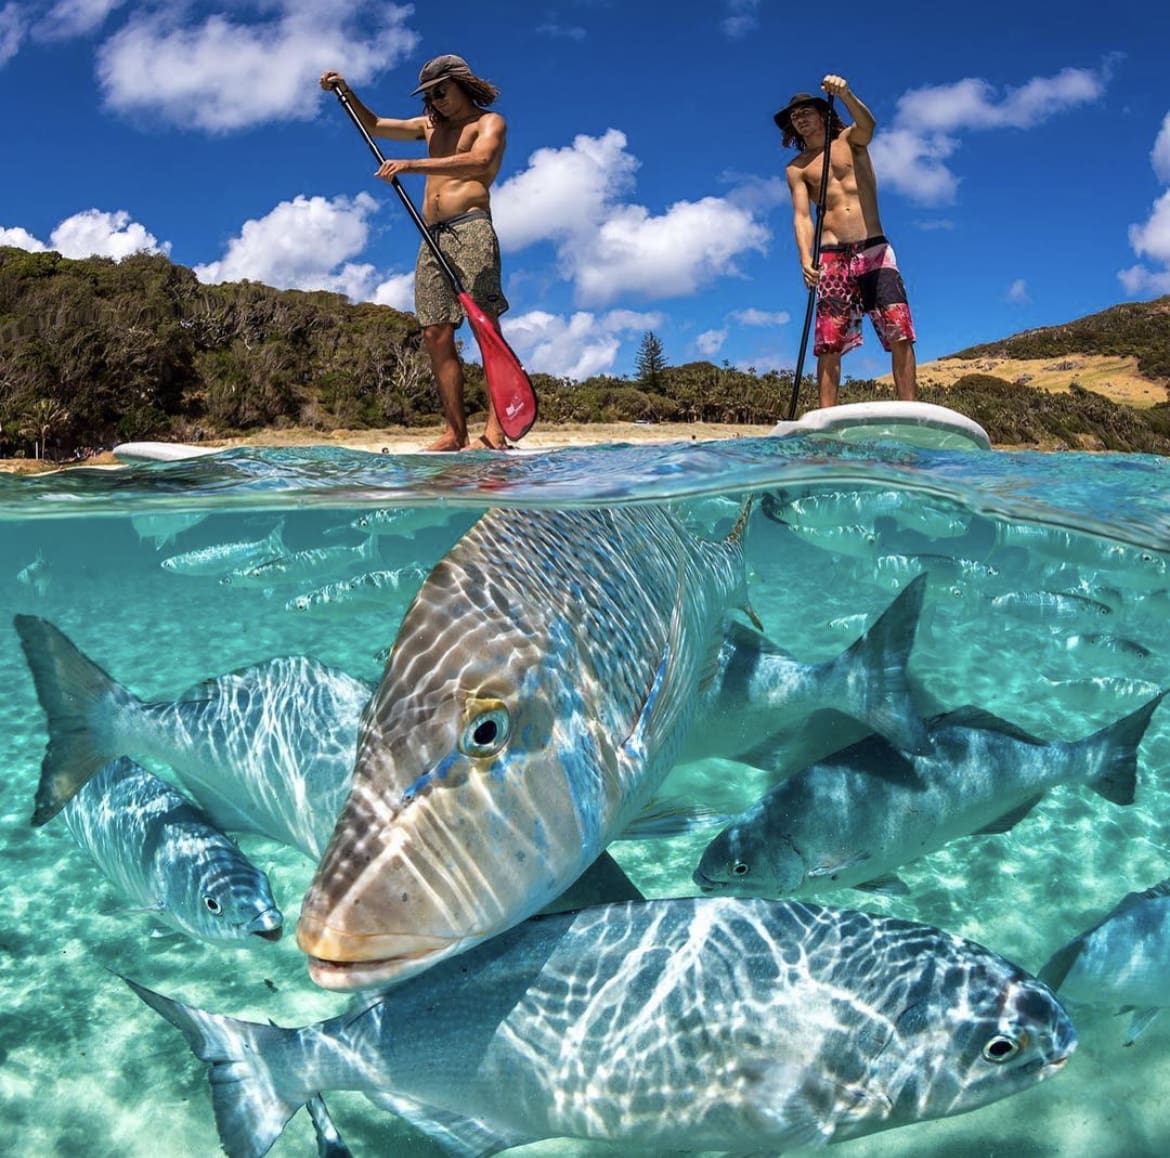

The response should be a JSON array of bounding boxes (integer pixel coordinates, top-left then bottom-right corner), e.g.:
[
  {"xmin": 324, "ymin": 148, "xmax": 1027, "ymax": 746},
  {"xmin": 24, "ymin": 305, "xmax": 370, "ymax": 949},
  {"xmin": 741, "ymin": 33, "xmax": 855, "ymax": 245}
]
[
  {"xmin": 1006, "ymin": 278, "xmax": 1030, "ymax": 303},
  {"xmin": 371, "ymin": 271, "xmax": 414, "ymax": 311},
  {"xmin": 193, "ymin": 192, "xmax": 395, "ymax": 298},
  {"xmin": 495, "ymin": 130, "xmax": 772, "ymax": 307},
  {"xmin": 50, "ymin": 208, "xmax": 168, "ymax": 259},
  {"xmin": 0, "ymin": 225, "xmax": 46, "ymax": 250},
  {"xmin": 696, "ymin": 328, "xmax": 728, "ymax": 356},
  {"xmin": 97, "ymin": 1, "xmax": 418, "ymax": 132},
  {"xmin": 733, "ymin": 308, "xmax": 790, "ymax": 326},
  {"xmin": 34, "ymin": 0, "xmax": 125, "ymax": 40},
  {"xmin": 1119, "ymin": 112, "xmax": 1170, "ymax": 296},
  {"xmin": 871, "ymin": 64, "xmax": 1110, "ymax": 205},
  {"xmin": 505, "ymin": 309, "xmax": 662, "ymax": 380},
  {"xmin": 493, "ymin": 130, "xmax": 639, "ymax": 250},
  {"xmin": 0, "ymin": 2, "xmax": 26, "ymax": 66},
  {"xmin": 720, "ymin": 0, "xmax": 759, "ymax": 40}
]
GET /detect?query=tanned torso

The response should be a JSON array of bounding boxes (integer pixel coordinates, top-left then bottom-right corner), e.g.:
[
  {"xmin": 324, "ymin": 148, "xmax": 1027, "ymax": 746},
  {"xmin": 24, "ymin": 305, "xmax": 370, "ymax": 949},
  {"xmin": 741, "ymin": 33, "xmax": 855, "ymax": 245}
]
[
  {"xmin": 789, "ymin": 130, "xmax": 884, "ymax": 245},
  {"xmin": 420, "ymin": 111, "xmax": 504, "ymax": 222}
]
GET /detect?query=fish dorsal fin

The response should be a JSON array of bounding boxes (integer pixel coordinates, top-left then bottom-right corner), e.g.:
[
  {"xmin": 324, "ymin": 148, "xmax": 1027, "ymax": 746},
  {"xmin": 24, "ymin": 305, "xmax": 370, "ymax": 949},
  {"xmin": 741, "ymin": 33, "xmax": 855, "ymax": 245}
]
[
  {"xmin": 1141, "ymin": 877, "xmax": 1170, "ymax": 901},
  {"xmin": 930, "ymin": 706, "xmax": 1043, "ymax": 745},
  {"xmin": 1124, "ymin": 1007, "xmax": 1161, "ymax": 1046},
  {"xmin": 362, "ymin": 1092, "xmax": 535, "ymax": 1157},
  {"xmin": 726, "ymin": 496, "xmax": 755, "ymax": 544},
  {"xmin": 974, "ymin": 795, "xmax": 1043, "ymax": 835},
  {"xmin": 823, "ymin": 733, "xmax": 925, "ymax": 789},
  {"xmin": 723, "ymin": 618, "xmax": 785, "ymax": 657}
]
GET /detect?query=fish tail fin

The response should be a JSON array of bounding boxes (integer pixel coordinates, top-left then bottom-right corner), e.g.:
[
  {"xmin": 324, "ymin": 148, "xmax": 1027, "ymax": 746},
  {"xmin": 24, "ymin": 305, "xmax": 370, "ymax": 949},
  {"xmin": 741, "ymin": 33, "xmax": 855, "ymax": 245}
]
[
  {"xmin": 125, "ymin": 977, "xmax": 308, "ymax": 1158},
  {"xmin": 14, "ymin": 614, "xmax": 138, "ymax": 825},
  {"xmin": 1083, "ymin": 690, "xmax": 1166, "ymax": 806},
  {"xmin": 829, "ymin": 573, "xmax": 929, "ymax": 754}
]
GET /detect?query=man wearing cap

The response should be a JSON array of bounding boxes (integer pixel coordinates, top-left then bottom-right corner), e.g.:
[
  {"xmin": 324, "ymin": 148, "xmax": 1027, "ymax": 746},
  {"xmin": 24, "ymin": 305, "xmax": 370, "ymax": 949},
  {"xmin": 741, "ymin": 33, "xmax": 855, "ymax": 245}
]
[
  {"xmin": 320, "ymin": 56, "xmax": 511, "ymax": 451},
  {"xmin": 775, "ymin": 75, "xmax": 917, "ymax": 408}
]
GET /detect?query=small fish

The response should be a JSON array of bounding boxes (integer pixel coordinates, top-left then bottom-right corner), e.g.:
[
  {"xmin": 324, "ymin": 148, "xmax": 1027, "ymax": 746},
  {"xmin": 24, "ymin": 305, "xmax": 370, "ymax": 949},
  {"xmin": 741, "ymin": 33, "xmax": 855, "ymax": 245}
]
[
  {"xmin": 128, "ymin": 897, "xmax": 1075, "ymax": 1155},
  {"xmin": 349, "ymin": 506, "xmax": 459, "ymax": 538},
  {"xmin": 769, "ymin": 488, "xmax": 971, "ymax": 540},
  {"xmin": 15, "ymin": 615, "xmax": 373, "ymax": 859},
  {"xmin": 779, "ymin": 521, "xmax": 879, "ymax": 561},
  {"xmin": 297, "ymin": 503, "xmax": 752, "ymax": 990},
  {"xmin": 16, "ymin": 551, "xmax": 51, "ymax": 597},
  {"xmin": 991, "ymin": 589, "xmax": 1112, "ymax": 623},
  {"xmin": 285, "ymin": 566, "xmax": 429, "ymax": 616},
  {"xmin": 1039, "ymin": 675, "xmax": 1164, "ymax": 714},
  {"xmin": 694, "ymin": 695, "xmax": 1165, "ymax": 898},
  {"xmin": 1040, "ymin": 877, "xmax": 1170, "ymax": 1046},
  {"xmin": 60, "ymin": 757, "xmax": 282, "ymax": 944},
  {"xmin": 1061, "ymin": 633, "xmax": 1152, "ymax": 661},
  {"xmin": 221, "ymin": 535, "xmax": 379, "ymax": 588},
  {"xmin": 160, "ymin": 520, "xmax": 286, "ymax": 577},
  {"xmin": 131, "ymin": 512, "xmax": 209, "ymax": 550}
]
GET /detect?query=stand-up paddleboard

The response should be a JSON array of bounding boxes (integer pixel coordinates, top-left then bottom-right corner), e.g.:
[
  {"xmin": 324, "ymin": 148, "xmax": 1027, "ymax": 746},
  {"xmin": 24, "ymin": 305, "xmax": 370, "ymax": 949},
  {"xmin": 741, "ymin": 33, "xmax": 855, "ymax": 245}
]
[
  {"xmin": 771, "ymin": 401, "xmax": 991, "ymax": 452},
  {"xmin": 111, "ymin": 441, "xmax": 547, "ymax": 464}
]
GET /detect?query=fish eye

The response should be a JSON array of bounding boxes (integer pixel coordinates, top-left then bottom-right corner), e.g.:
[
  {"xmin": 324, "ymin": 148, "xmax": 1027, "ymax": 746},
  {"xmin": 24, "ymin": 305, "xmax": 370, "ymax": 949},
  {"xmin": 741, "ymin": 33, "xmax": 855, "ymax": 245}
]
[
  {"xmin": 732, "ymin": 861, "xmax": 750, "ymax": 877},
  {"xmin": 460, "ymin": 705, "xmax": 511, "ymax": 757},
  {"xmin": 982, "ymin": 1033, "xmax": 1022, "ymax": 1063},
  {"xmin": 203, "ymin": 896, "xmax": 222, "ymax": 916}
]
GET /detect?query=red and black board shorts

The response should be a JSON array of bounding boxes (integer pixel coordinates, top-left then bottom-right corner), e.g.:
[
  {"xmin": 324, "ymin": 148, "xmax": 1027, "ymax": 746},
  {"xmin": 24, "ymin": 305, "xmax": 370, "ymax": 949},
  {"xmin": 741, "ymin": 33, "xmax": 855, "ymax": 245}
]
[{"xmin": 814, "ymin": 235, "xmax": 916, "ymax": 357}]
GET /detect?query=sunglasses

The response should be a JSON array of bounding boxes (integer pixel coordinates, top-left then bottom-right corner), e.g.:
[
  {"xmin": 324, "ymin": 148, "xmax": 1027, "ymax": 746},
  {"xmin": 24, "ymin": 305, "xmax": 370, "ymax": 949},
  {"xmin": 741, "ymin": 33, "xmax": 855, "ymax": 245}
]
[{"xmin": 426, "ymin": 83, "xmax": 449, "ymax": 102}]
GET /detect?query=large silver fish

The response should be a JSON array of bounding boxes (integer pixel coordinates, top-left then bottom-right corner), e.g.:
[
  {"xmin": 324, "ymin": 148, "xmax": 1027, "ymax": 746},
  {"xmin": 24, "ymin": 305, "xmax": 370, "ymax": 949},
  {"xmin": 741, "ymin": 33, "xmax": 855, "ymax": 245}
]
[
  {"xmin": 297, "ymin": 504, "xmax": 751, "ymax": 989},
  {"xmin": 1040, "ymin": 876, "xmax": 1170, "ymax": 1046},
  {"xmin": 15, "ymin": 615, "xmax": 372, "ymax": 859},
  {"xmin": 695, "ymin": 695, "xmax": 1164, "ymax": 897},
  {"xmin": 130, "ymin": 897, "xmax": 1076, "ymax": 1155},
  {"xmin": 61, "ymin": 757, "xmax": 282, "ymax": 944}
]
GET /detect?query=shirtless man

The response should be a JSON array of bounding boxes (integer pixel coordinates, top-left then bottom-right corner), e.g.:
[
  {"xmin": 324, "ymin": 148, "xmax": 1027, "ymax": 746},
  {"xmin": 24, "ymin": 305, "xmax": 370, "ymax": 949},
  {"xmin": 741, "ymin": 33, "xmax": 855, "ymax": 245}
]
[
  {"xmin": 776, "ymin": 75, "xmax": 917, "ymax": 408},
  {"xmin": 320, "ymin": 55, "xmax": 510, "ymax": 450}
]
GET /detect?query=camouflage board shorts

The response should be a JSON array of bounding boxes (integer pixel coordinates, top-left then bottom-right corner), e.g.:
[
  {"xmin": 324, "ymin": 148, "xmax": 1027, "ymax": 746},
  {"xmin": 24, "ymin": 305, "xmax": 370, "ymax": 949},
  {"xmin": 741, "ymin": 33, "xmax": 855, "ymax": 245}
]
[
  {"xmin": 414, "ymin": 209, "xmax": 509, "ymax": 327},
  {"xmin": 814, "ymin": 234, "xmax": 915, "ymax": 357}
]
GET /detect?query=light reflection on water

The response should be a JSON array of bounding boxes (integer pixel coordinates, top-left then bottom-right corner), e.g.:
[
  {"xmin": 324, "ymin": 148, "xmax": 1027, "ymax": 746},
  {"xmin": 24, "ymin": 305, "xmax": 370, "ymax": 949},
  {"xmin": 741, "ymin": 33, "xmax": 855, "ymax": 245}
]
[{"xmin": 2, "ymin": 438, "xmax": 1170, "ymax": 1156}]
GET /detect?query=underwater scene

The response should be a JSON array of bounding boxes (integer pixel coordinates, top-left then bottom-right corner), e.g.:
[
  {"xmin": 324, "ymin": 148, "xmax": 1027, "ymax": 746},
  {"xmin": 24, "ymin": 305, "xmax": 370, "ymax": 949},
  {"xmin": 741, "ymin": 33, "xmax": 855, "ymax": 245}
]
[{"xmin": 3, "ymin": 435, "xmax": 1170, "ymax": 1157}]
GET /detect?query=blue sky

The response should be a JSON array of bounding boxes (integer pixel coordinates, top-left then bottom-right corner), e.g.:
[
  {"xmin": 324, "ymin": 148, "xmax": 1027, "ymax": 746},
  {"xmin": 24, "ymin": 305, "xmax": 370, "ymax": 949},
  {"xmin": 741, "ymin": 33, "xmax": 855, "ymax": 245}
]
[{"xmin": 3, "ymin": 1, "xmax": 1169, "ymax": 383}]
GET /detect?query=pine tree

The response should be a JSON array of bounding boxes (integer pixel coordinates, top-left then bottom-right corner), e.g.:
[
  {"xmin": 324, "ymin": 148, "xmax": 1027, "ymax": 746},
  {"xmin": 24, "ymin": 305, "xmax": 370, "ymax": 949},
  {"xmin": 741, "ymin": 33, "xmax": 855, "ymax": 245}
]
[{"xmin": 635, "ymin": 330, "xmax": 667, "ymax": 390}]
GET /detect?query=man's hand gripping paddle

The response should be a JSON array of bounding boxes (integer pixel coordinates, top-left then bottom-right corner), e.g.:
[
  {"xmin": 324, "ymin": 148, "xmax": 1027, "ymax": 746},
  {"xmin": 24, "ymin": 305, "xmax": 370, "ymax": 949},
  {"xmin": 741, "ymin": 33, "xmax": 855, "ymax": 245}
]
[{"xmin": 329, "ymin": 84, "xmax": 537, "ymax": 442}]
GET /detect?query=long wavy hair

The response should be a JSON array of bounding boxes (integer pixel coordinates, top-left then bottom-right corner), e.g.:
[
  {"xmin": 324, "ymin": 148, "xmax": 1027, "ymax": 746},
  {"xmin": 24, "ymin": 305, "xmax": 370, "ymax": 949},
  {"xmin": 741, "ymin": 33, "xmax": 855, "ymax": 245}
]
[
  {"xmin": 425, "ymin": 74, "xmax": 500, "ymax": 126},
  {"xmin": 784, "ymin": 108, "xmax": 845, "ymax": 151}
]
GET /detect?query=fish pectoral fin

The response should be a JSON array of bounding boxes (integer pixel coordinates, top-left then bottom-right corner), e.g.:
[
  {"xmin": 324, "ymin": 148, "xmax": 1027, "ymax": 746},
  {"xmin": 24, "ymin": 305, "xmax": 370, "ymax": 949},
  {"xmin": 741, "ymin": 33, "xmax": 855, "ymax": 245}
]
[
  {"xmin": 541, "ymin": 851, "xmax": 644, "ymax": 912},
  {"xmin": 806, "ymin": 850, "xmax": 871, "ymax": 879},
  {"xmin": 853, "ymin": 873, "xmax": 910, "ymax": 897},
  {"xmin": 1124, "ymin": 1007, "xmax": 1161, "ymax": 1046},
  {"xmin": 619, "ymin": 798, "xmax": 730, "ymax": 840},
  {"xmin": 364, "ymin": 1091, "xmax": 537, "ymax": 1157},
  {"xmin": 974, "ymin": 795, "xmax": 1044, "ymax": 835}
]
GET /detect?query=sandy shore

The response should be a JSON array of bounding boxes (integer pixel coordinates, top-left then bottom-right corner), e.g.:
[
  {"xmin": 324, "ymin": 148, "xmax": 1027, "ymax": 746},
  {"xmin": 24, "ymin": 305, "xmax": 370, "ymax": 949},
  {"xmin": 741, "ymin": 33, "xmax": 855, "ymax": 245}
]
[{"xmin": 0, "ymin": 421, "xmax": 776, "ymax": 474}]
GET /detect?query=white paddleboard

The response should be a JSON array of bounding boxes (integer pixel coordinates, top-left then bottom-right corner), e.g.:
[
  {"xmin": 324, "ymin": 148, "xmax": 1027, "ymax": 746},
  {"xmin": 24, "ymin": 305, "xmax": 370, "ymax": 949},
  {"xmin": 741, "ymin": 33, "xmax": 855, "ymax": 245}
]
[
  {"xmin": 113, "ymin": 442, "xmax": 226, "ymax": 463},
  {"xmin": 770, "ymin": 401, "xmax": 991, "ymax": 452}
]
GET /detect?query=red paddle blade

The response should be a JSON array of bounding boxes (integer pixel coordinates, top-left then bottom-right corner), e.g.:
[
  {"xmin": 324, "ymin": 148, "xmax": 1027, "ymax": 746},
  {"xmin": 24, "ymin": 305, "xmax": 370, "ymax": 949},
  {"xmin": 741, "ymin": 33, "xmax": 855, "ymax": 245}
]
[{"xmin": 460, "ymin": 293, "xmax": 538, "ymax": 441}]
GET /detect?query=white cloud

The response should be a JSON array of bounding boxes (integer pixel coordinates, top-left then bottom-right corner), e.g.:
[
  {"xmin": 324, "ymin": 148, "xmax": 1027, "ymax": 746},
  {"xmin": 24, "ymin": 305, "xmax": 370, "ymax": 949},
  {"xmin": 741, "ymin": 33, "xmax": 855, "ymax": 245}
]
[
  {"xmin": 496, "ymin": 130, "xmax": 772, "ymax": 307},
  {"xmin": 696, "ymin": 328, "xmax": 727, "ymax": 356},
  {"xmin": 1006, "ymin": 278, "xmax": 1030, "ymax": 303},
  {"xmin": 535, "ymin": 22, "xmax": 586, "ymax": 41},
  {"xmin": 192, "ymin": 192, "xmax": 397, "ymax": 299},
  {"xmin": 1119, "ymin": 115, "xmax": 1170, "ymax": 295},
  {"xmin": 0, "ymin": 2, "xmax": 26, "ymax": 66},
  {"xmin": 872, "ymin": 65, "xmax": 1110, "ymax": 205},
  {"xmin": 721, "ymin": 0, "xmax": 759, "ymax": 39},
  {"xmin": 34, "ymin": 0, "xmax": 125, "ymax": 40},
  {"xmin": 0, "ymin": 225, "xmax": 46, "ymax": 251},
  {"xmin": 96, "ymin": 2, "xmax": 418, "ymax": 132},
  {"xmin": 505, "ymin": 309, "xmax": 662, "ymax": 380},
  {"xmin": 372, "ymin": 272, "xmax": 414, "ymax": 311},
  {"xmin": 49, "ymin": 209, "xmax": 168, "ymax": 259},
  {"xmin": 732, "ymin": 308, "xmax": 790, "ymax": 326}
]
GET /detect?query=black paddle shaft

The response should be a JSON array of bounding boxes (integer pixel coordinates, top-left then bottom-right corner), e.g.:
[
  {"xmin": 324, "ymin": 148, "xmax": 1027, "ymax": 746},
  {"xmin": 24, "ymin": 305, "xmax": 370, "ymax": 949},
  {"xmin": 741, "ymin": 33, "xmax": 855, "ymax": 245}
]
[
  {"xmin": 785, "ymin": 93, "xmax": 836, "ymax": 421},
  {"xmin": 331, "ymin": 85, "xmax": 468, "ymax": 295}
]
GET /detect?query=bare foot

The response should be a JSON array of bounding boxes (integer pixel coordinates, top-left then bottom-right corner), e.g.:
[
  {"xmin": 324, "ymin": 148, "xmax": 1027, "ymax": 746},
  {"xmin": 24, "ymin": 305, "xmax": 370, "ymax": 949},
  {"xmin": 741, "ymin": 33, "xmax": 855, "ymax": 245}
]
[
  {"xmin": 463, "ymin": 434, "xmax": 510, "ymax": 452},
  {"xmin": 423, "ymin": 432, "xmax": 466, "ymax": 452}
]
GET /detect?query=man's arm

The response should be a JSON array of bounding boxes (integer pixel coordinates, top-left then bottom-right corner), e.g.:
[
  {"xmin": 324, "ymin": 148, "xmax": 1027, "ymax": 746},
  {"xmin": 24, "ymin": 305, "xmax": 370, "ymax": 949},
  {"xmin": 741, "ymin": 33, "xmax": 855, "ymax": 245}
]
[
  {"xmin": 319, "ymin": 71, "xmax": 427, "ymax": 142},
  {"xmin": 787, "ymin": 164, "xmax": 820, "ymax": 288},
  {"xmin": 376, "ymin": 113, "xmax": 507, "ymax": 182},
  {"xmin": 822, "ymin": 74, "xmax": 876, "ymax": 149}
]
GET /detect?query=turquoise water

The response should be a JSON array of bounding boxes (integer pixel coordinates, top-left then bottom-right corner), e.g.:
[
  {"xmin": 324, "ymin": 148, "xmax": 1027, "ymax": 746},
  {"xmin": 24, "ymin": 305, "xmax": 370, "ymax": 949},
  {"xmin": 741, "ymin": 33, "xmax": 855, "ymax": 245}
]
[{"xmin": 3, "ymin": 436, "xmax": 1170, "ymax": 1156}]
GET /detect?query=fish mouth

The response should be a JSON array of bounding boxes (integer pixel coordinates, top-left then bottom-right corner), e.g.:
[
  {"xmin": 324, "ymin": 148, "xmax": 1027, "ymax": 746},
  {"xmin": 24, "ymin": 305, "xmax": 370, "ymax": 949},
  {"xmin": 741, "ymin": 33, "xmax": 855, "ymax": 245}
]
[
  {"xmin": 691, "ymin": 868, "xmax": 725, "ymax": 892},
  {"xmin": 297, "ymin": 919, "xmax": 463, "ymax": 990}
]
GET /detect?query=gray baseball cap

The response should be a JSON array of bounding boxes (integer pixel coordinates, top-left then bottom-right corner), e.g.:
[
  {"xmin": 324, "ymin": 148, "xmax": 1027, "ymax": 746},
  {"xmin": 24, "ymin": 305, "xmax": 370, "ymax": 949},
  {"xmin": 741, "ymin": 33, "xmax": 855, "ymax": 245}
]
[{"xmin": 411, "ymin": 54, "xmax": 475, "ymax": 95}]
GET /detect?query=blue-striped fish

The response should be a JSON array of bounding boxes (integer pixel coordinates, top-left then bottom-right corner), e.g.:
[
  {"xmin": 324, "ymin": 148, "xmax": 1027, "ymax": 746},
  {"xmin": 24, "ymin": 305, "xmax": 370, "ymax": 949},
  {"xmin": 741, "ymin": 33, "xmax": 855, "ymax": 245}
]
[
  {"xmin": 15, "ymin": 615, "xmax": 372, "ymax": 859},
  {"xmin": 297, "ymin": 503, "xmax": 751, "ymax": 989},
  {"xmin": 1040, "ymin": 877, "xmax": 1170, "ymax": 1046},
  {"xmin": 61, "ymin": 757, "xmax": 282, "ymax": 944},
  {"xmin": 130, "ymin": 897, "xmax": 1075, "ymax": 1155}
]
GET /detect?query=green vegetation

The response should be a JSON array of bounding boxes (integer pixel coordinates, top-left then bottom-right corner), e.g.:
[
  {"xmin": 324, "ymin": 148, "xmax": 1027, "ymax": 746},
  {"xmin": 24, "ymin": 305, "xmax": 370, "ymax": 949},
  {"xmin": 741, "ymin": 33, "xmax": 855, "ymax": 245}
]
[
  {"xmin": 2, "ymin": 246, "xmax": 1169, "ymax": 457},
  {"xmin": 948, "ymin": 296, "xmax": 1170, "ymax": 382}
]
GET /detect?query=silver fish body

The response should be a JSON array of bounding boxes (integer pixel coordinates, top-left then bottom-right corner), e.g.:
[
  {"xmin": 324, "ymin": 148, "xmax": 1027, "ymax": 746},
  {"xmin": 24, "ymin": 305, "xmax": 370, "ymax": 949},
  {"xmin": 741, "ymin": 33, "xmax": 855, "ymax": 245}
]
[
  {"xmin": 297, "ymin": 504, "xmax": 748, "ymax": 989},
  {"xmin": 695, "ymin": 696, "xmax": 1164, "ymax": 897},
  {"xmin": 62, "ymin": 757, "xmax": 282, "ymax": 944},
  {"xmin": 285, "ymin": 566, "xmax": 429, "ymax": 616},
  {"xmin": 1040, "ymin": 877, "xmax": 1170, "ymax": 1045},
  {"xmin": 131, "ymin": 897, "xmax": 1075, "ymax": 1155},
  {"xmin": 159, "ymin": 520, "xmax": 286, "ymax": 577},
  {"xmin": 221, "ymin": 535, "xmax": 379, "ymax": 588},
  {"xmin": 16, "ymin": 615, "xmax": 372, "ymax": 859}
]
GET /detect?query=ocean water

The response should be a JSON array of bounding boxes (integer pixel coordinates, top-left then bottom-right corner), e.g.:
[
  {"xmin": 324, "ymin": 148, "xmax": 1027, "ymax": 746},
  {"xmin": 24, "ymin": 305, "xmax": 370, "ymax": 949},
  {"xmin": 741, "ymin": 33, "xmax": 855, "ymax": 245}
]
[{"xmin": 2, "ymin": 435, "xmax": 1170, "ymax": 1157}]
